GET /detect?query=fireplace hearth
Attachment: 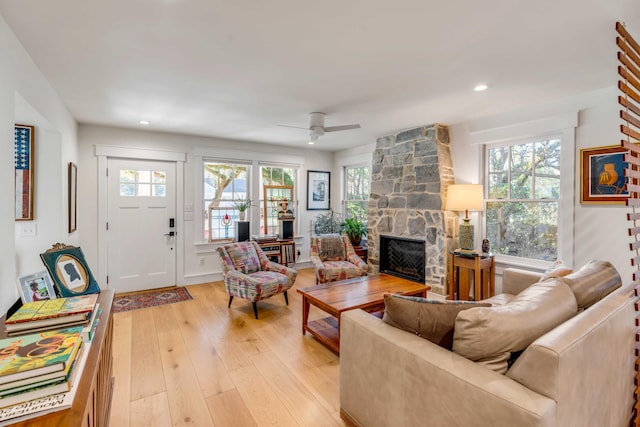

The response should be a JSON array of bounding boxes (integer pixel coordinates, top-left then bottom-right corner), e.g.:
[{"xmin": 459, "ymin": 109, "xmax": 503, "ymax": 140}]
[{"xmin": 380, "ymin": 235, "xmax": 425, "ymax": 283}]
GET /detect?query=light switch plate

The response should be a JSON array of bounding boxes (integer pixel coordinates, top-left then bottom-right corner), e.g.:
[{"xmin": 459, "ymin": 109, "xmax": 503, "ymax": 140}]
[{"xmin": 20, "ymin": 223, "xmax": 36, "ymax": 236}]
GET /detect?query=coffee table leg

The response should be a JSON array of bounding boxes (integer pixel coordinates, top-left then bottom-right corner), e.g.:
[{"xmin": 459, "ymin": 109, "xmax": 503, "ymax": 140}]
[{"xmin": 302, "ymin": 296, "xmax": 310, "ymax": 335}]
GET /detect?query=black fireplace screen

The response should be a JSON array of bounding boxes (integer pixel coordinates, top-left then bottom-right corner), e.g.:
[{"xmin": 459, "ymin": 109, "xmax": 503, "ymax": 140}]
[{"xmin": 379, "ymin": 235, "xmax": 425, "ymax": 283}]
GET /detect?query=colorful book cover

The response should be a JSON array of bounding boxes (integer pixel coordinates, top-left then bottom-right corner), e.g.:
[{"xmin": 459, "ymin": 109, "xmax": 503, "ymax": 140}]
[
  {"xmin": 0, "ymin": 329, "xmax": 91, "ymax": 424},
  {"xmin": 0, "ymin": 327, "xmax": 83, "ymax": 385},
  {"xmin": 5, "ymin": 294, "xmax": 98, "ymax": 325}
]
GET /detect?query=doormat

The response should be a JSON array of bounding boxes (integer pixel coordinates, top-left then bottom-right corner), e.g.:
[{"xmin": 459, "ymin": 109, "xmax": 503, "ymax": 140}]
[{"xmin": 112, "ymin": 287, "xmax": 193, "ymax": 313}]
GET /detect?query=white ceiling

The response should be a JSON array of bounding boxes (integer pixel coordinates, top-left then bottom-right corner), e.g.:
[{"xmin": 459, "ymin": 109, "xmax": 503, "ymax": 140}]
[{"xmin": 1, "ymin": 1, "xmax": 638, "ymax": 151}]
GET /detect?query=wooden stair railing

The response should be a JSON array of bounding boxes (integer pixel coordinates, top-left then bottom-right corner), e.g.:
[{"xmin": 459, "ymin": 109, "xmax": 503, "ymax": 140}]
[{"xmin": 617, "ymin": 21, "xmax": 640, "ymax": 427}]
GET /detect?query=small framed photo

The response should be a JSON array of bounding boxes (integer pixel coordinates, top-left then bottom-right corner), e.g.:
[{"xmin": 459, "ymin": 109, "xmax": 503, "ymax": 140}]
[
  {"xmin": 17, "ymin": 271, "xmax": 57, "ymax": 303},
  {"xmin": 307, "ymin": 170, "xmax": 330, "ymax": 210},
  {"xmin": 40, "ymin": 244, "xmax": 100, "ymax": 297},
  {"xmin": 580, "ymin": 145, "xmax": 629, "ymax": 204}
]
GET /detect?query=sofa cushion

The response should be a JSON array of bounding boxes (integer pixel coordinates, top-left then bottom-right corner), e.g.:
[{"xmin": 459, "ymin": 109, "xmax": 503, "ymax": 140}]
[
  {"xmin": 382, "ymin": 294, "xmax": 490, "ymax": 350},
  {"xmin": 453, "ymin": 279, "xmax": 578, "ymax": 374},
  {"xmin": 560, "ymin": 259, "xmax": 621, "ymax": 309},
  {"xmin": 540, "ymin": 260, "xmax": 572, "ymax": 281}
]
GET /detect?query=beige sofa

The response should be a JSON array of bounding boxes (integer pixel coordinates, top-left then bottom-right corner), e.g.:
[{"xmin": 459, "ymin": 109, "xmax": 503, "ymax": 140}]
[{"xmin": 340, "ymin": 266, "xmax": 637, "ymax": 427}]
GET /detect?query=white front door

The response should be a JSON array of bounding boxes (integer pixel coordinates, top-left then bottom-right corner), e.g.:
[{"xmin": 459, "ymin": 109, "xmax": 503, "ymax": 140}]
[{"xmin": 107, "ymin": 158, "xmax": 176, "ymax": 293}]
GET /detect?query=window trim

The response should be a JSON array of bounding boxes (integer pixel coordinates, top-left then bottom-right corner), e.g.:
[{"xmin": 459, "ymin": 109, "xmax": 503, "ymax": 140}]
[
  {"xmin": 343, "ymin": 163, "xmax": 371, "ymax": 221},
  {"xmin": 196, "ymin": 157, "xmax": 302, "ymax": 244},
  {"xmin": 481, "ymin": 127, "xmax": 575, "ymax": 268}
]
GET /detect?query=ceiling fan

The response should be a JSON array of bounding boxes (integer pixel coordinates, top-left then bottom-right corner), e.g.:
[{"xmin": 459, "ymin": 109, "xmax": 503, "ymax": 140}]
[{"xmin": 279, "ymin": 112, "xmax": 361, "ymax": 144}]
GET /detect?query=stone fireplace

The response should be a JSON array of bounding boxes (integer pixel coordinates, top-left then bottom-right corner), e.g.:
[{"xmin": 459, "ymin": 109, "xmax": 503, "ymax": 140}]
[{"xmin": 367, "ymin": 124, "xmax": 455, "ymax": 295}]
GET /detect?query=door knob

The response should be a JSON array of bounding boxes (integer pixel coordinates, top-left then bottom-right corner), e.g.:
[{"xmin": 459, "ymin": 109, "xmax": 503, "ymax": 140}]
[{"xmin": 164, "ymin": 231, "xmax": 175, "ymax": 237}]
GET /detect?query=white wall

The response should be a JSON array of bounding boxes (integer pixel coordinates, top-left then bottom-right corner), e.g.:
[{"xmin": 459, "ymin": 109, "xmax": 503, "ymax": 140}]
[
  {"xmin": 77, "ymin": 124, "xmax": 334, "ymax": 286},
  {"xmin": 334, "ymin": 86, "xmax": 634, "ymax": 286},
  {"xmin": 0, "ymin": 16, "xmax": 78, "ymax": 316}
]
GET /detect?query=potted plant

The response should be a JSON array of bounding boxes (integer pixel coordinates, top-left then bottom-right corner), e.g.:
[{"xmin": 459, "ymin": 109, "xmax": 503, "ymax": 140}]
[
  {"xmin": 233, "ymin": 195, "xmax": 253, "ymax": 221},
  {"xmin": 341, "ymin": 218, "xmax": 367, "ymax": 247},
  {"xmin": 313, "ymin": 209, "xmax": 343, "ymax": 235}
]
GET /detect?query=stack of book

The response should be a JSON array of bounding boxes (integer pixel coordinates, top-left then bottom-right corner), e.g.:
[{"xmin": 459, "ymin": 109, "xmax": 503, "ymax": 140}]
[
  {"xmin": 4, "ymin": 294, "xmax": 98, "ymax": 335},
  {"xmin": 0, "ymin": 294, "xmax": 102, "ymax": 424},
  {"xmin": 0, "ymin": 326, "xmax": 87, "ymax": 413}
]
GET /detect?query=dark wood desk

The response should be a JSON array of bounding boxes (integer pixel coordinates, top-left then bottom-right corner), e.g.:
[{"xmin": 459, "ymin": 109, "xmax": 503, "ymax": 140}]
[{"xmin": 449, "ymin": 252, "xmax": 495, "ymax": 301}]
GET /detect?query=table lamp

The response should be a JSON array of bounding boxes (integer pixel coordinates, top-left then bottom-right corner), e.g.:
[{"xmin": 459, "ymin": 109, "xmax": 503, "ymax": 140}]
[{"xmin": 445, "ymin": 184, "xmax": 484, "ymax": 250}]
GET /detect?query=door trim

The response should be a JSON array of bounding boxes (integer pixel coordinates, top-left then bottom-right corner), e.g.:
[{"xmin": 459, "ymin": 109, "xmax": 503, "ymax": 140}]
[{"xmin": 96, "ymin": 145, "xmax": 186, "ymax": 289}]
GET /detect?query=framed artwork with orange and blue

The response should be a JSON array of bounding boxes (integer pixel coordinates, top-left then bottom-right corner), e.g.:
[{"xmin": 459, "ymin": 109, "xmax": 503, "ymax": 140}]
[{"xmin": 580, "ymin": 144, "xmax": 629, "ymax": 204}]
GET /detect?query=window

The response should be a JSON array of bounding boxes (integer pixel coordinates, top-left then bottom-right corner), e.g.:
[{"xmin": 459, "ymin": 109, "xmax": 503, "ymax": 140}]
[
  {"xmin": 203, "ymin": 161, "xmax": 249, "ymax": 242},
  {"xmin": 343, "ymin": 165, "xmax": 370, "ymax": 222},
  {"xmin": 260, "ymin": 165, "xmax": 297, "ymax": 235},
  {"xmin": 484, "ymin": 137, "xmax": 561, "ymax": 261},
  {"xmin": 119, "ymin": 169, "xmax": 166, "ymax": 197}
]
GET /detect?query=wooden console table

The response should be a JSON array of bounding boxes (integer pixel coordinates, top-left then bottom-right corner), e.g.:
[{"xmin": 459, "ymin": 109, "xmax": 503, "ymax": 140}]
[
  {"xmin": 449, "ymin": 252, "xmax": 495, "ymax": 301},
  {"xmin": 1, "ymin": 290, "xmax": 115, "ymax": 426}
]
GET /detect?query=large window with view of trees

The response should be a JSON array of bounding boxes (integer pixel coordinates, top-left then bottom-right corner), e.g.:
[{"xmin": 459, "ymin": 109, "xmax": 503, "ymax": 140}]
[
  {"xmin": 260, "ymin": 164, "xmax": 297, "ymax": 236},
  {"xmin": 485, "ymin": 137, "xmax": 561, "ymax": 261},
  {"xmin": 203, "ymin": 161, "xmax": 249, "ymax": 242},
  {"xmin": 343, "ymin": 165, "xmax": 370, "ymax": 222}
]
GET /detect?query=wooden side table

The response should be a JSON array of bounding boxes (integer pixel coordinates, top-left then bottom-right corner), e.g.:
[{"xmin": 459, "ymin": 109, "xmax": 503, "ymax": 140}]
[
  {"xmin": 353, "ymin": 245, "xmax": 368, "ymax": 262},
  {"xmin": 449, "ymin": 252, "xmax": 495, "ymax": 301}
]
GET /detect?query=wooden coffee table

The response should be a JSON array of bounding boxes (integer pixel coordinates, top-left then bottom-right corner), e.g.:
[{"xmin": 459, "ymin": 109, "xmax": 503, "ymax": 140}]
[{"xmin": 297, "ymin": 274, "xmax": 430, "ymax": 354}]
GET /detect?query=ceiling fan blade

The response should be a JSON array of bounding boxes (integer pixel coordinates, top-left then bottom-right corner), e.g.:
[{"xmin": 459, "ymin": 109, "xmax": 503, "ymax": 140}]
[
  {"xmin": 278, "ymin": 124, "xmax": 309, "ymax": 130},
  {"xmin": 324, "ymin": 124, "xmax": 361, "ymax": 132}
]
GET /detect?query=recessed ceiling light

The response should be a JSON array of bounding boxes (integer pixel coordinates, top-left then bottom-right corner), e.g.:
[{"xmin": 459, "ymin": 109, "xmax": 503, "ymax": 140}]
[
  {"xmin": 474, "ymin": 84, "xmax": 488, "ymax": 92},
  {"xmin": 139, "ymin": 120, "xmax": 150, "ymax": 125},
  {"xmin": 308, "ymin": 141, "xmax": 315, "ymax": 145}
]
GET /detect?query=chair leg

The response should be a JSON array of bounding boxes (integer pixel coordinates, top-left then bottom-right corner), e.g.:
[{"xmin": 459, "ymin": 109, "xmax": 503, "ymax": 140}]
[
  {"xmin": 252, "ymin": 302, "xmax": 258, "ymax": 319},
  {"xmin": 283, "ymin": 291, "xmax": 289, "ymax": 306},
  {"xmin": 228, "ymin": 296, "xmax": 233, "ymax": 308}
]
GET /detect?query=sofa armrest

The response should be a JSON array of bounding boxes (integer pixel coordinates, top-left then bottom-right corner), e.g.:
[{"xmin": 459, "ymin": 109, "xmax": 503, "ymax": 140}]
[
  {"xmin": 340, "ymin": 310, "xmax": 555, "ymax": 427},
  {"xmin": 502, "ymin": 268, "xmax": 543, "ymax": 295}
]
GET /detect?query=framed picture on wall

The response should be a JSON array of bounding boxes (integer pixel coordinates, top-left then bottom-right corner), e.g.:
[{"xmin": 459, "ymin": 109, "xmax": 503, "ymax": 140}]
[
  {"xmin": 69, "ymin": 162, "xmax": 77, "ymax": 233},
  {"xmin": 307, "ymin": 170, "xmax": 330, "ymax": 210},
  {"xmin": 14, "ymin": 124, "xmax": 35, "ymax": 221},
  {"xmin": 580, "ymin": 145, "xmax": 629, "ymax": 204},
  {"xmin": 17, "ymin": 271, "xmax": 57, "ymax": 303}
]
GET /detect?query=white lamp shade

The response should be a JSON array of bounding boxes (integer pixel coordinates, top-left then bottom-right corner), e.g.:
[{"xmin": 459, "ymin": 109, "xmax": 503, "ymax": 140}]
[{"xmin": 445, "ymin": 184, "xmax": 484, "ymax": 212}]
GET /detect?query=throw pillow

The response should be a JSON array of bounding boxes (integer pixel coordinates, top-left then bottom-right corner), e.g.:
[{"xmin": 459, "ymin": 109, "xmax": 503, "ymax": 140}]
[
  {"xmin": 560, "ymin": 259, "xmax": 622, "ymax": 309},
  {"xmin": 224, "ymin": 242, "xmax": 261, "ymax": 274},
  {"xmin": 382, "ymin": 294, "xmax": 491, "ymax": 350},
  {"xmin": 540, "ymin": 260, "xmax": 572, "ymax": 281},
  {"xmin": 452, "ymin": 279, "xmax": 578, "ymax": 374},
  {"xmin": 317, "ymin": 234, "xmax": 346, "ymax": 261}
]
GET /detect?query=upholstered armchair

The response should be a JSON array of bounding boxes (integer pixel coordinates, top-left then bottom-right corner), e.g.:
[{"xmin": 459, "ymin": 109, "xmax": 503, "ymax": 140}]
[
  {"xmin": 217, "ymin": 241, "xmax": 297, "ymax": 319},
  {"xmin": 310, "ymin": 234, "xmax": 368, "ymax": 284}
]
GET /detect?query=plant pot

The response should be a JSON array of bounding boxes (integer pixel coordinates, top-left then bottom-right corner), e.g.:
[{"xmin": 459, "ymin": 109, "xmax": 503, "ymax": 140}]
[
  {"xmin": 239, "ymin": 211, "xmax": 246, "ymax": 221},
  {"xmin": 350, "ymin": 236, "xmax": 362, "ymax": 247}
]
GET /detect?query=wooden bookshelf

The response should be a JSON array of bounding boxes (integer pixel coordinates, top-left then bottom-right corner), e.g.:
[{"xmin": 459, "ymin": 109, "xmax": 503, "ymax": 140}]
[{"xmin": 0, "ymin": 290, "xmax": 114, "ymax": 427}]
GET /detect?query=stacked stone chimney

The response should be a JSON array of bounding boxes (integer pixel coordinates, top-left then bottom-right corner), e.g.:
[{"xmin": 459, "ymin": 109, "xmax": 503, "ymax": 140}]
[{"xmin": 367, "ymin": 124, "xmax": 455, "ymax": 295}]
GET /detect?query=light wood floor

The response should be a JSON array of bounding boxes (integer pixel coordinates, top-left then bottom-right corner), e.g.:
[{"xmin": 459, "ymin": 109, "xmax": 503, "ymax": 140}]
[{"xmin": 109, "ymin": 267, "xmax": 347, "ymax": 427}]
